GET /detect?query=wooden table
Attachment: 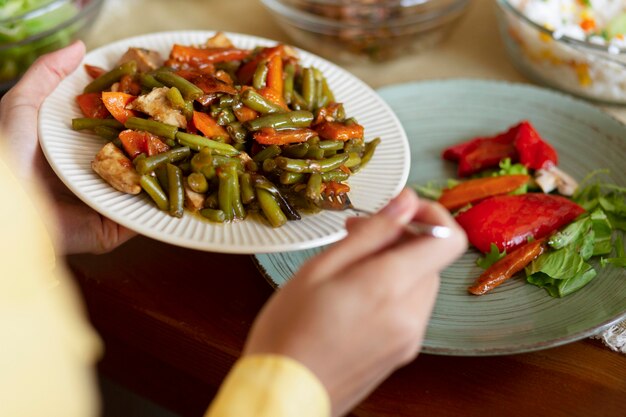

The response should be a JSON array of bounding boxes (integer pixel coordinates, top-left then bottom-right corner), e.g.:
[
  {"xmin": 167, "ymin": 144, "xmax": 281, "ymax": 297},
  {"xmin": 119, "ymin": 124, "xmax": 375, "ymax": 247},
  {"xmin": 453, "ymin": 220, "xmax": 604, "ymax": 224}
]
[{"xmin": 67, "ymin": 236, "xmax": 626, "ymax": 417}]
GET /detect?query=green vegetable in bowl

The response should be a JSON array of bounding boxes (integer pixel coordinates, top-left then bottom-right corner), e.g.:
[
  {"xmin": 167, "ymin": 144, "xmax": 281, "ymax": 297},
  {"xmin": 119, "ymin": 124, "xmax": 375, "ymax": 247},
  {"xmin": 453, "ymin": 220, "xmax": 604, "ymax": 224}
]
[{"xmin": 0, "ymin": 0, "xmax": 79, "ymax": 84}]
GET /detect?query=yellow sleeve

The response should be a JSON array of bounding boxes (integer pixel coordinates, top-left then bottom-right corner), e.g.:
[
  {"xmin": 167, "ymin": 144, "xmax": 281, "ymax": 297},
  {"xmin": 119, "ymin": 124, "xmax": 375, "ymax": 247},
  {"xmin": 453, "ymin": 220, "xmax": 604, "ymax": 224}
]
[
  {"xmin": 0, "ymin": 156, "xmax": 102, "ymax": 417},
  {"xmin": 205, "ymin": 354, "xmax": 331, "ymax": 417}
]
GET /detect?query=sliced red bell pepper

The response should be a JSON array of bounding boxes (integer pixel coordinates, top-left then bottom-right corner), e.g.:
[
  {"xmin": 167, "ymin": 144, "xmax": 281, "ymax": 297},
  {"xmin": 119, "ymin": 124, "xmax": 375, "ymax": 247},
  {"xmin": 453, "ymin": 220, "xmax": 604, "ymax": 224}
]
[
  {"xmin": 468, "ymin": 237, "xmax": 548, "ymax": 295},
  {"xmin": 253, "ymin": 127, "xmax": 317, "ymax": 145},
  {"xmin": 515, "ymin": 121, "xmax": 558, "ymax": 170},
  {"xmin": 84, "ymin": 64, "xmax": 106, "ymax": 79},
  {"xmin": 443, "ymin": 121, "xmax": 559, "ymax": 176},
  {"xmin": 101, "ymin": 92, "xmax": 137, "ymax": 124},
  {"xmin": 438, "ymin": 174, "xmax": 530, "ymax": 211},
  {"xmin": 76, "ymin": 93, "xmax": 110, "ymax": 119},
  {"xmin": 455, "ymin": 194, "xmax": 585, "ymax": 253},
  {"xmin": 118, "ymin": 130, "xmax": 169, "ymax": 159}
]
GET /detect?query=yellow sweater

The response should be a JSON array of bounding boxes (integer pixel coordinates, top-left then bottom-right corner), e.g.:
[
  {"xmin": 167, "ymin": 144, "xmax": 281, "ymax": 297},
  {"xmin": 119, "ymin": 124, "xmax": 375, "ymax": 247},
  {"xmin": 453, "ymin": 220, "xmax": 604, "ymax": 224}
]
[{"xmin": 0, "ymin": 156, "xmax": 329, "ymax": 417}]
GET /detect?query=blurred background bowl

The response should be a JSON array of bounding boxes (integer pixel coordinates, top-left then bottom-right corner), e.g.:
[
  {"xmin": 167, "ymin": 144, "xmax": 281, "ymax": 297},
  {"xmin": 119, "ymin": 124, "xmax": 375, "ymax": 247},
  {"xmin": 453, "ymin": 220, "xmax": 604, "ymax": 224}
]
[
  {"xmin": 0, "ymin": 0, "xmax": 104, "ymax": 93},
  {"xmin": 260, "ymin": 0, "xmax": 471, "ymax": 63},
  {"xmin": 495, "ymin": 0, "xmax": 626, "ymax": 105}
]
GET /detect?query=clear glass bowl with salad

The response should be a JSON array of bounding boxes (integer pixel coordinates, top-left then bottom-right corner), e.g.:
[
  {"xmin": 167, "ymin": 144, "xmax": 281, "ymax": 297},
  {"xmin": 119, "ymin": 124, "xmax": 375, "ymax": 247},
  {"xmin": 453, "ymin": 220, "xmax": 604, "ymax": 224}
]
[
  {"xmin": 496, "ymin": 0, "xmax": 626, "ymax": 105},
  {"xmin": 0, "ymin": 0, "xmax": 104, "ymax": 93}
]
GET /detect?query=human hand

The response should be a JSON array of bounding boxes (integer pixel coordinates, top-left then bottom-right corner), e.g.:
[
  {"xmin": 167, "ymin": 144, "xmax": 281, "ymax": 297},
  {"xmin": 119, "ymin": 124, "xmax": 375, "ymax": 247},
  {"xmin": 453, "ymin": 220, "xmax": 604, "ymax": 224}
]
[
  {"xmin": 0, "ymin": 42, "xmax": 136, "ymax": 255},
  {"xmin": 244, "ymin": 188, "xmax": 467, "ymax": 416}
]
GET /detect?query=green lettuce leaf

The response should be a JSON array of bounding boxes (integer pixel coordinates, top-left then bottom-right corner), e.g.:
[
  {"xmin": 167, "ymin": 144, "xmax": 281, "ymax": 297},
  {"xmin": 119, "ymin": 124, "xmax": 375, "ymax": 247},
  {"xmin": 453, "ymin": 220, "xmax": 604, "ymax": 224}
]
[{"xmin": 476, "ymin": 243, "xmax": 506, "ymax": 269}]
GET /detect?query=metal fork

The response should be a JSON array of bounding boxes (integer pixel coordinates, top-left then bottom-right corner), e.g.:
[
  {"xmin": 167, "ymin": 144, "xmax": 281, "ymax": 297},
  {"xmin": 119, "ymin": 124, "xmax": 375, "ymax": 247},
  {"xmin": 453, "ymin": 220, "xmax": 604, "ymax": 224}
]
[{"xmin": 319, "ymin": 193, "xmax": 452, "ymax": 239}]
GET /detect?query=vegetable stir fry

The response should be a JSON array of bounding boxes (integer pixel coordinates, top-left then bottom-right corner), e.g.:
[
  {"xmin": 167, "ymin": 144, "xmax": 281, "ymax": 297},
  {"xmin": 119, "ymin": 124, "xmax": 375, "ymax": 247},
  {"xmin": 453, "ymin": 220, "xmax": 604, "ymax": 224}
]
[{"xmin": 72, "ymin": 33, "xmax": 379, "ymax": 227}]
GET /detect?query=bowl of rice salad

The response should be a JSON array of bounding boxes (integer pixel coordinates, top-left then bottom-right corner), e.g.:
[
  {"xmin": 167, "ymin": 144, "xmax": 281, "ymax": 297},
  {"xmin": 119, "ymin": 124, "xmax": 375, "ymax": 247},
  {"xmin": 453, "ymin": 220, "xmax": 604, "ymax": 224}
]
[{"xmin": 496, "ymin": 0, "xmax": 626, "ymax": 104}]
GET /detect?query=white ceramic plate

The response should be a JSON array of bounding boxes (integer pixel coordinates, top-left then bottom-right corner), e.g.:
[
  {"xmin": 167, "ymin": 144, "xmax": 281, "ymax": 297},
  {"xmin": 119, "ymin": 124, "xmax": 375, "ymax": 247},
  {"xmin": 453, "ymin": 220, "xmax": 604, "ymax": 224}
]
[{"xmin": 38, "ymin": 31, "xmax": 409, "ymax": 254}]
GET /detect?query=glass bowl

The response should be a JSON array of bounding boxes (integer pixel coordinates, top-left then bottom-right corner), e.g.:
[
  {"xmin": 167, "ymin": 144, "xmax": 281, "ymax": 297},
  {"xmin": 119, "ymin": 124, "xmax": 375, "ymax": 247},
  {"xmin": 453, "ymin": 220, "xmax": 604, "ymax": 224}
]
[
  {"xmin": 0, "ymin": 0, "xmax": 104, "ymax": 93},
  {"xmin": 495, "ymin": 0, "xmax": 626, "ymax": 105},
  {"xmin": 260, "ymin": 0, "xmax": 472, "ymax": 62}
]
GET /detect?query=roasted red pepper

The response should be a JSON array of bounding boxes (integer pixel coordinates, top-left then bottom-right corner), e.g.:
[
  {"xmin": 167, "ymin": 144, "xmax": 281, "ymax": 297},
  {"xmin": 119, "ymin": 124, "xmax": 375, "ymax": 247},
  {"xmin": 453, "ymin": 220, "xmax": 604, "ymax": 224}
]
[
  {"xmin": 442, "ymin": 121, "xmax": 558, "ymax": 176},
  {"xmin": 76, "ymin": 93, "xmax": 110, "ymax": 119},
  {"xmin": 119, "ymin": 130, "xmax": 169, "ymax": 159},
  {"xmin": 455, "ymin": 194, "xmax": 585, "ymax": 253}
]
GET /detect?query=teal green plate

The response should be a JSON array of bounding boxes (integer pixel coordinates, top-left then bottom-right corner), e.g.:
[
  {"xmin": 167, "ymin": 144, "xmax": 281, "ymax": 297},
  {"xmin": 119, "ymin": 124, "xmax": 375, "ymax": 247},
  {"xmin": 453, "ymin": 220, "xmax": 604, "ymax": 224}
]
[{"xmin": 254, "ymin": 80, "xmax": 626, "ymax": 356}]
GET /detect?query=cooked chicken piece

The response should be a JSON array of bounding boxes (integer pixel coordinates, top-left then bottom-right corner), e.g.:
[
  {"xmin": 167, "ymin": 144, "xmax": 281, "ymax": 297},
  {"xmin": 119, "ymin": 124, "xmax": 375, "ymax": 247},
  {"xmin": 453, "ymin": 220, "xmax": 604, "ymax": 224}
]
[
  {"xmin": 205, "ymin": 32, "xmax": 235, "ymax": 48},
  {"xmin": 535, "ymin": 165, "xmax": 579, "ymax": 196},
  {"xmin": 130, "ymin": 87, "xmax": 187, "ymax": 129},
  {"xmin": 117, "ymin": 47, "xmax": 163, "ymax": 73},
  {"xmin": 183, "ymin": 182, "xmax": 205, "ymax": 212},
  {"xmin": 92, "ymin": 142, "xmax": 141, "ymax": 195}
]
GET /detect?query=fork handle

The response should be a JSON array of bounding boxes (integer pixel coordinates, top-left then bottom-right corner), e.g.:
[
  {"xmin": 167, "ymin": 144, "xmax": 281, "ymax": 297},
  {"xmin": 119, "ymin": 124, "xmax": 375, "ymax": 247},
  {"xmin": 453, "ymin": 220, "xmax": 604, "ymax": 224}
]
[{"xmin": 350, "ymin": 207, "xmax": 452, "ymax": 239}]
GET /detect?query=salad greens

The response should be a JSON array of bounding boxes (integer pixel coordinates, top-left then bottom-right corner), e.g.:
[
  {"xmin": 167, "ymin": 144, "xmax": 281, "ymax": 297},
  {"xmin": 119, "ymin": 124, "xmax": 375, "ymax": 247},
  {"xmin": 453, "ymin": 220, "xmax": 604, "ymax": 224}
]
[
  {"xmin": 0, "ymin": 0, "xmax": 79, "ymax": 85},
  {"xmin": 523, "ymin": 171, "xmax": 626, "ymax": 297}
]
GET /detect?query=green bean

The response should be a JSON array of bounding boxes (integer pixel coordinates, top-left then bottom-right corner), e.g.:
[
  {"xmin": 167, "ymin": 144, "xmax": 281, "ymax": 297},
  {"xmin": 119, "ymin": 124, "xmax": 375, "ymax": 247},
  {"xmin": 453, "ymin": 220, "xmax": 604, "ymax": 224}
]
[
  {"xmin": 306, "ymin": 173, "xmax": 323, "ymax": 201},
  {"xmin": 301, "ymin": 67, "xmax": 316, "ymax": 111},
  {"xmin": 216, "ymin": 108, "xmax": 236, "ymax": 125},
  {"xmin": 279, "ymin": 171, "xmax": 306, "ymax": 185},
  {"xmin": 200, "ymin": 208, "xmax": 226, "ymax": 223},
  {"xmin": 256, "ymin": 188, "xmax": 287, "ymax": 228},
  {"xmin": 135, "ymin": 146, "xmax": 191, "ymax": 175},
  {"xmin": 139, "ymin": 73, "xmax": 165, "ymax": 90},
  {"xmin": 191, "ymin": 147, "xmax": 215, "ymax": 179},
  {"xmin": 304, "ymin": 146, "xmax": 325, "ymax": 160},
  {"xmin": 253, "ymin": 145, "xmax": 281, "ymax": 162},
  {"xmin": 246, "ymin": 110, "xmax": 313, "ymax": 131},
  {"xmin": 240, "ymin": 173, "xmax": 255, "ymax": 205},
  {"xmin": 175, "ymin": 131, "xmax": 239, "ymax": 156},
  {"xmin": 254, "ymin": 177, "xmax": 301, "ymax": 221},
  {"xmin": 219, "ymin": 95, "xmax": 237, "ymax": 108},
  {"xmin": 227, "ymin": 121, "xmax": 247, "ymax": 144},
  {"xmin": 164, "ymin": 138, "xmax": 177, "ymax": 148},
  {"xmin": 155, "ymin": 71, "xmax": 204, "ymax": 101},
  {"xmin": 252, "ymin": 60, "xmax": 268, "ymax": 90},
  {"xmin": 155, "ymin": 165, "xmax": 169, "ymax": 193},
  {"xmin": 212, "ymin": 155, "xmax": 244, "ymax": 171},
  {"xmin": 111, "ymin": 137, "xmax": 123, "ymax": 149},
  {"xmin": 352, "ymin": 137, "xmax": 380, "ymax": 173},
  {"xmin": 125, "ymin": 117, "xmax": 178, "ymax": 140},
  {"xmin": 227, "ymin": 164, "xmax": 246, "ymax": 219},
  {"xmin": 275, "ymin": 153, "xmax": 349, "ymax": 174},
  {"xmin": 282, "ymin": 142, "xmax": 309, "ymax": 158},
  {"xmin": 187, "ymin": 172, "xmax": 208, "ymax": 193},
  {"xmin": 321, "ymin": 170, "xmax": 349, "ymax": 182},
  {"xmin": 140, "ymin": 175, "xmax": 169, "ymax": 211},
  {"xmin": 262, "ymin": 158, "xmax": 277, "ymax": 173},
  {"xmin": 84, "ymin": 61, "xmax": 137, "ymax": 93},
  {"xmin": 317, "ymin": 140, "xmax": 344, "ymax": 151},
  {"xmin": 313, "ymin": 68, "xmax": 326, "ymax": 108},
  {"xmin": 344, "ymin": 152, "xmax": 362, "ymax": 168},
  {"xmin": 179, "ymin": 161, "xmax": 192, "ymax": 175},
  {"xmin": 241, "ymin": 89, "xmax": 284, "ymax": 114},
  {"xmin": 205, "ymin": 192, "xmax": 219, "ymax": 209},
  {"xmin": 72, "ymin": 118, "xmax": 124, "ymax": 131},
  {"xmin": 217, "ymin": 164, "xmax": 235, "ymax": 221},
  {"xmin": 183, "ymin": 100, "xmax": 194, "ymax": 121},
  {"xmin": 93, "ymin": 125, "xmax": 121, "ymax": 140},
  {"xmin": 166, "ymin": 86, "xmax": 186, "ymax": 111},
  {"xmin": 344, "ymin": 138, "xmax": 364, "ymax": 154},
  {"xmin": 283, "ymin": 62, "xmax": 295, "ymax": 105},
  {"xmin": 321, "ymin": 76, "xmax": 335, "ymax": 106},
  {"xmin": 291, "ymin": 90, "xmax": 307, "ymax": 110},
  {"xmin": 133, "ymin": 153, "xmax": 147, "ymax": 166},
  {"xmin": 167, "ymin": 163, "xmax": 184, "ymax": 218},
  {"xmin": 323, "ymin": 149, "xmax": 337, "ymax": 158},
  {"xmin": 244, "ymin": 159, "xmax": 258, "ymax": 172}
]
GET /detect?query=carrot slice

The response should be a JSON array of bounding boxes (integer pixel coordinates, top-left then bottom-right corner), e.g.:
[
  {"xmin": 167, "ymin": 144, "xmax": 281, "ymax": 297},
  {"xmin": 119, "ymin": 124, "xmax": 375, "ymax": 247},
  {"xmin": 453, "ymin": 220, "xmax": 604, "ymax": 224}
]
[
  {"xmin": 101, "ymin": 92, "xmax": 137, "ymax": 124},
  {"xmin": 253, "ymin": 127, "xmax": 317, "ymax": 145},
  {"xmin": 438, "ymin": 174, "xmax": 530, "ymax": 211},
  {"xmin": 170, "ymin": 45, "xmax": 249, "ymax": 65},
  {"xmin": 119, "ymin": 130, "xmax": 169, "ymax": 159},
  {"xmin": 315, "ymin": 121, "xmax": 364, "ymax": 141},
  {"xmin": 258, "ymin": 54, "xmax": 288, "ymax": 110},
  {"xmin": 192, "ymin": 111, "xmax": 228, "ymax": 138},
  {"xmin": 468, "ymin": 238, "xmax": 547, "ymax": 295},
  {"xmin": 237, "ymin": 45, "xmax": 284, "ymax": 85},
  {"xmin": 76, "ymin": 92, "xmax": 110, "ymax": 119}
]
